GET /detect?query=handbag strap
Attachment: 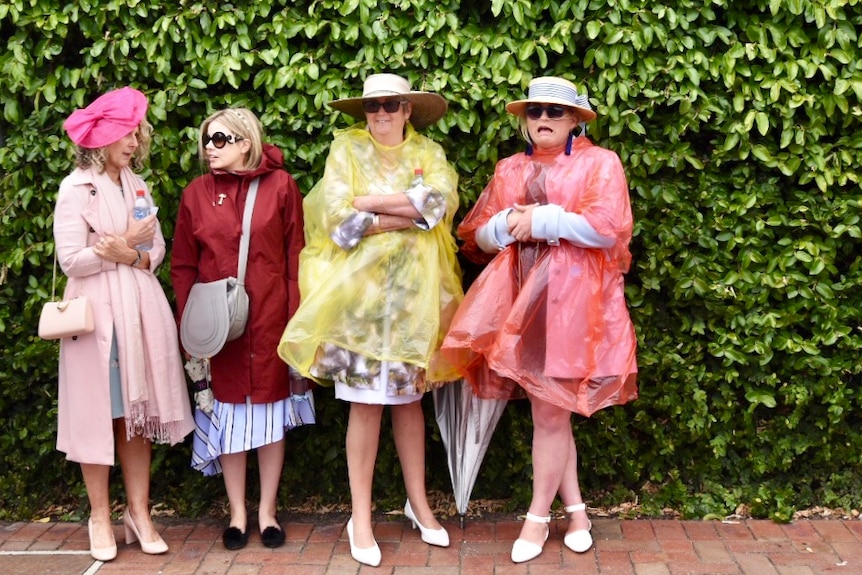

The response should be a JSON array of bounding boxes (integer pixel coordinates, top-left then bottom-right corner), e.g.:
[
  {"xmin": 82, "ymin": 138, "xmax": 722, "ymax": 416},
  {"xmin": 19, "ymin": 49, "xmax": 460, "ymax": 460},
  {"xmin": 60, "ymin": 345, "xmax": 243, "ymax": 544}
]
[
  {"xmin": 50, "ymin": 250, "xmax": 58, "ymax": 301},
  {"xmin": 236, "ymin": 177, "xmax": 260, "ymax": 286}
]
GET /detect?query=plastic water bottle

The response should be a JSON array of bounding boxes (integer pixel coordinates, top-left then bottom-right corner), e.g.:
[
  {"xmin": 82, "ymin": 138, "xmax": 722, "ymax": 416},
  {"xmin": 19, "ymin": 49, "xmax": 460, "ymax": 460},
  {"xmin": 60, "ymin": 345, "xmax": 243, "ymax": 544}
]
[
  {"xmin": 132, "ymin": 189, "xmax": 154, "ymax": 251},
  {"xmin": 411, "ymin": 168, "xmax": 424, "ymax": 188}
]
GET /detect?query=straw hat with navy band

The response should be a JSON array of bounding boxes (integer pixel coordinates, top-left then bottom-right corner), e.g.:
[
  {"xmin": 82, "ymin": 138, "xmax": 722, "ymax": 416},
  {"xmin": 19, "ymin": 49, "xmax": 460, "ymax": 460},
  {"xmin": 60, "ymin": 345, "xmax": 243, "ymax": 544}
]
[
  {"xmin": 327, "ymin": 73, "xmax": 448, "ymax": 130},
  {"xmin": 505, "ymin": 76, "xmax": 596, "ymax": 123}
]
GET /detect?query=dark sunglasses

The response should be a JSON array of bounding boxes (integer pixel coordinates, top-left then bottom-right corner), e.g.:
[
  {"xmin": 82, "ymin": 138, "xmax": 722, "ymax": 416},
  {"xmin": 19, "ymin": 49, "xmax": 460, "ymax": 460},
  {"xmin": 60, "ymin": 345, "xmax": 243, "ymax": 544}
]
[
  {"xmin": 202, "ymin": 131, "xmax": 244, "ymax": 149},
  {"xmin": 362, "ymin": 99, "xmax": 405, "ymax": 114},
  {"xmin": 525, "ymin": 104, "xmax": 570, "ymax": 120}
]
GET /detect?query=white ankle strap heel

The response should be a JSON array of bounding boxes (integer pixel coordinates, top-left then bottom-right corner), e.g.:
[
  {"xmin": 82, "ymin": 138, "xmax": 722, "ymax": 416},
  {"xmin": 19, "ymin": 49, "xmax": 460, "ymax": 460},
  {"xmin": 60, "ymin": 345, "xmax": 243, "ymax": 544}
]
[
  {"xmin": 563, "ymin": 503, "xmax": 593, "ymax": 553},
  {"xmin": 511, "ymin": 512, "xmax": 550, "ymax": 563}
]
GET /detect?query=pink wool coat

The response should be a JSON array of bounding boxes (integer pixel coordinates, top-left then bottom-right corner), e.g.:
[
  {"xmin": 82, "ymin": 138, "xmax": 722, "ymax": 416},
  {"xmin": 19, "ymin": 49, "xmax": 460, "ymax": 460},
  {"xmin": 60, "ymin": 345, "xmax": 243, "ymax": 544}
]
[{"xmin": 54, "ymin": 167, "xmax": 194, "ymax": 465}]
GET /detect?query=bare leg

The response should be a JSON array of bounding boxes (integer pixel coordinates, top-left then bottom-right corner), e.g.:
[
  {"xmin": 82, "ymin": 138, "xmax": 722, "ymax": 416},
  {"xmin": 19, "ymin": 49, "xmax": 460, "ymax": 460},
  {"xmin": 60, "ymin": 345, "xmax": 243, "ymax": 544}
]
[
  {"xmin": 558, "ymin": 431, "xmax": 590, "ymax": 534},
  {"xmin": 220, "ymin": 451, "xmax": 248, "ymax": 530},
  {"xmin": 114, "ymin": 419, "xmax": 161, "ymax": 544},
  {"xmin": 392, "ymin": 400, "xmax": 442, "ymax": 530},
  {"xmin": 346, "ymin": 402, "xmax": 383, "ymax": 548},
  {"xmin": 256, "ymin": 439, "xmax": 285, "ymax": 531},
  {"xmin": 81, "ymin": 463, "xmax": 114, "ymax": 549},
  {"xmin": 517, "ymin": 394, "xmax": 573, "ymax": 545}
]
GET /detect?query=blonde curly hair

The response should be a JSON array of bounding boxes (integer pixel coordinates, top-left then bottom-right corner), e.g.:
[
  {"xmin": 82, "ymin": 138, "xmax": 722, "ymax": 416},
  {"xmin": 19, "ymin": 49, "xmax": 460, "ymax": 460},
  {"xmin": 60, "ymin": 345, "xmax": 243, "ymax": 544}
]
[{"xmin": 73, "ymin": 119, "xmax": 153, "ymax": 172}]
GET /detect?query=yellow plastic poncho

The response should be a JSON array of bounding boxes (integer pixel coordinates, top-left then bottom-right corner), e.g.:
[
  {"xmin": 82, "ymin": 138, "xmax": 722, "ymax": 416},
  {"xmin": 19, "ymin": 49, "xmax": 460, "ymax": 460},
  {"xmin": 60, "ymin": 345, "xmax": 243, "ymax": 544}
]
[{"xmin": 278, "ymin": 124, "xmax": 463, "ymax": 388}]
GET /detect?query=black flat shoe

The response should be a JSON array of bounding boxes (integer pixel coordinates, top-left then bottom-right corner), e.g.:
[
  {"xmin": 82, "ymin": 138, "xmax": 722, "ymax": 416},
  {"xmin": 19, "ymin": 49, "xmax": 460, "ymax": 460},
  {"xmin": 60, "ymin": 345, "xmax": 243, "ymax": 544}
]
[
  {"xmin": 223, "ymin": 526, "xmax": 249, "ymax": 550},
  {"xmin": 261, "ymin": 525, "xmax": 285, "ymax": 549}
]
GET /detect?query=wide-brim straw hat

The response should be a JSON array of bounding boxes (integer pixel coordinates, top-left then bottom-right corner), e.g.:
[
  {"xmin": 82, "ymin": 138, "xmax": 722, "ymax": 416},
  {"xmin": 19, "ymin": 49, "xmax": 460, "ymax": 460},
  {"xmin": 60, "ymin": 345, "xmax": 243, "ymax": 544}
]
[
  {"xmin": 328, "ymin": 73, "xmax": 448, "ymax": 130},
  {"xmin": 63, "ymin": 86, "xmax": 148, "ymax": 148},
  {"xmin": 506, "ymin": 76, "xmax": 597, "ymax": 123}
]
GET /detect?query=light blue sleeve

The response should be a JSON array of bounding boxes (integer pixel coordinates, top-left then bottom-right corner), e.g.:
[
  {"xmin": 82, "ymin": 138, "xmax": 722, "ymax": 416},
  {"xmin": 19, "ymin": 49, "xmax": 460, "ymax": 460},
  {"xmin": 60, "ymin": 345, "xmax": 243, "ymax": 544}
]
[
  {"xmin": 531, "ymin": 204, "xmax": 615, "ymax": 248},
  {"xmin": 475, "ymin": 208, "xmax": 516, "ymax": 253}
]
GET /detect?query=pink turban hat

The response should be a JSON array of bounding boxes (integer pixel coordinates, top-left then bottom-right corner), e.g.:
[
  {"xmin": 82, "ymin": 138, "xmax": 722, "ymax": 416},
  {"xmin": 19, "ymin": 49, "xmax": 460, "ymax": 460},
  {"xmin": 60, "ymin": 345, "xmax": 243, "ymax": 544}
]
[{"xmin": 63, "ymin": 86, "xmax": 148, "ymax": 148}]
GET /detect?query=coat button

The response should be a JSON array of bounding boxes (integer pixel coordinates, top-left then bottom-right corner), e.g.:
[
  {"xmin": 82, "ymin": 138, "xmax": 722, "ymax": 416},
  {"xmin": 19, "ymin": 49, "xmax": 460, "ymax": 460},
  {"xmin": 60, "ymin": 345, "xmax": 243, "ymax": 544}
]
[
  {"xmin": 90, "ymin": 189, "xmax": 96, "ymax": 196},
  {"xmin": 89, "ymin": 226, "xmax": 95, "ymax": 233},
  {"xmin": 71, "ymin": 335, "xmax": 78, "ymax": 341}
]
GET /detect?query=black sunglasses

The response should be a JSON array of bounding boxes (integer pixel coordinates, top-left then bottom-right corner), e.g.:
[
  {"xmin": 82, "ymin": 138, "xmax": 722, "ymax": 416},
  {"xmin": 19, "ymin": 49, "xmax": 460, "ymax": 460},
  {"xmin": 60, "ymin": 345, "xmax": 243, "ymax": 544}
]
[
  {"xmin": 202, "ymin": 131, "xmax": 244, "ymax": 149},
  {"xmin": 362, "ymin": 99, "xmax": 405, "ymax": 114},
  {"xmin": 525, "ymin": 104, "xmax": 570, "ymax": 120}
]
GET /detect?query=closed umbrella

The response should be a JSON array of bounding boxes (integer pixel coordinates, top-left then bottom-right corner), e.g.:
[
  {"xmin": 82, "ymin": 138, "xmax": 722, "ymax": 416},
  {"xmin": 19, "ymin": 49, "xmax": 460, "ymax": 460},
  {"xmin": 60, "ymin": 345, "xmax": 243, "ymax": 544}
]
[{"xmin": 433, "ymin": 379, "xmax": 508, "ymax": 527}]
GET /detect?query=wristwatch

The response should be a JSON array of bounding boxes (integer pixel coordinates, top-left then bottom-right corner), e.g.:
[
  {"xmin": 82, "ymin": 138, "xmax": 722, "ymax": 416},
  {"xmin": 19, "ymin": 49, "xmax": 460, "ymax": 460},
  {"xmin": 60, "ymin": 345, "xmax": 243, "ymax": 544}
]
[{"xmin": 131, "ymin": 249, "xmax": 142, "ymax": 267}]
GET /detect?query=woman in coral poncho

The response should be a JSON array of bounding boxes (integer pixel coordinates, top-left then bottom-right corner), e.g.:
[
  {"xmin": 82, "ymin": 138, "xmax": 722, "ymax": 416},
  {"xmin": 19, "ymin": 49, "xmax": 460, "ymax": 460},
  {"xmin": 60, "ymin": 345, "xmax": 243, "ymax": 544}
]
[{"xmin": 441, "ymin": 76, "xmax": 638, "ymax": 563}]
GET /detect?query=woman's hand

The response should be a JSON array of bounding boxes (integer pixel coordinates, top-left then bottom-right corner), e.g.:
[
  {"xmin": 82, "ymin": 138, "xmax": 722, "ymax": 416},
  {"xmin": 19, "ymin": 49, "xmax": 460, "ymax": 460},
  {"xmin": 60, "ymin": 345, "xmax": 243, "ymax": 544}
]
[
  {"xmin": 93, "ymin": 233, "xmax": 137, "ymax": 264},
  {"xmin": 123, "ymin": 213, "xmax": 157, "ymax": 249},
  {"xmin": 507, "ymin": 203, "xmax": 538, "ymax": 242}
]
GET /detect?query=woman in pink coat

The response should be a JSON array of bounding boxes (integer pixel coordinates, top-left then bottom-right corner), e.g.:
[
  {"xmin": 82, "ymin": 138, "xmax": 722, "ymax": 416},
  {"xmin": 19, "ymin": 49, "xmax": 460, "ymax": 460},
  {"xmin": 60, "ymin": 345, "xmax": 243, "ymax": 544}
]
[
  {"xmin": 442, "ymin": 76, "xmax": 638, "ymax": 563},
  {"xmin": 55, "ymin": 87, "xmax": 194, "ymax": 561}
]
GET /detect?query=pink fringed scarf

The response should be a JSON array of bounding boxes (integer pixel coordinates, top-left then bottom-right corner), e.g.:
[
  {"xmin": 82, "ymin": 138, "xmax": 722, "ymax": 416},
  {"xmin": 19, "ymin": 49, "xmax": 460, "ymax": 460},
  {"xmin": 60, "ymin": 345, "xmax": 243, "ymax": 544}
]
[{"xmin": 90, "ymin": 167, "xmax": 189, "ymax": 443}]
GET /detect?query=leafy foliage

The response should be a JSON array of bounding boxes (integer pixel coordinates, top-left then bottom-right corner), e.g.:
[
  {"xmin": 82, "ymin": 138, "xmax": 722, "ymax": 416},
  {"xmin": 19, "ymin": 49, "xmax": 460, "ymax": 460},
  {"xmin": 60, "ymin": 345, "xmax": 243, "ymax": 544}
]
[{"xmin": 2, "ymin": 0, "xmax": 861, "ymax": 522}]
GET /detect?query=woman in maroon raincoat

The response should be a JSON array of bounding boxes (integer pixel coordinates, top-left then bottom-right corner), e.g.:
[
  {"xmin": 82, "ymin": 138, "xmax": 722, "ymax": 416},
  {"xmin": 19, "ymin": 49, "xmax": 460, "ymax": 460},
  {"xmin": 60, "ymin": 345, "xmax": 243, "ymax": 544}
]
[
  {"xmin": 171, "ymin": 108, "xmax": 312, "ymax": 551},
  {"xmin": 442, "ymin": 77, "xmax": 638, "ymax": 563}
]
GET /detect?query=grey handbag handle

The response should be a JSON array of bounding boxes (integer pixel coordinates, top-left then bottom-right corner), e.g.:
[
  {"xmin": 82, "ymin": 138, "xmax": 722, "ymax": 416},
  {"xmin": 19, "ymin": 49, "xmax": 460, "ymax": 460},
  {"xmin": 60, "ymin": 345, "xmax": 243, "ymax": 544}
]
[{"xmin": 236, "ymin": 177, "xmax": 259, "ymax": 287}]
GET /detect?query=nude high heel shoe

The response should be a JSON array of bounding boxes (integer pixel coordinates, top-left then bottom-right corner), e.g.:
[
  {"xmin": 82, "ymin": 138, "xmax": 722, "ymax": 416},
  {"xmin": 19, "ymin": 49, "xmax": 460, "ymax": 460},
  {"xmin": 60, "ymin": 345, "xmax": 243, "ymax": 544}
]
[
  {"xmin": 346, "ymin": 517, "xmax": 381, "ymax": 567},
  {"xmin": 123, "ymin": 509, "xmax": 168, "ymax": 555},
  {"xmin": 511, "ymin": 512, "xmax": 550, "ymax": 563},
  {"xmin": 404, "ymin": 499, "xmax": 450, "ymax": 547},
  {"xmin": 87, "ymin": 518, "xmax": 117, "ymax": 562},
  {"xmin": 563, "ymin": 503, "xmax": 593, "ymax": 553}
]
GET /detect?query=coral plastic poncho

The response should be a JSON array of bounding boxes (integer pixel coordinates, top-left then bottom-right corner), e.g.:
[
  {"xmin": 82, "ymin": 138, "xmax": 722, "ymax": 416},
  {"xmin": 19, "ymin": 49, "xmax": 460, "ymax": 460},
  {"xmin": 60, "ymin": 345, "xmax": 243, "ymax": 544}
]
[
  {"xmin": 278, "ymin": 124, "xmax": 463, "ymax": 388},
  {"xmin": 441, "ymin": 136, "xmax": 638, "ymax": 416}
]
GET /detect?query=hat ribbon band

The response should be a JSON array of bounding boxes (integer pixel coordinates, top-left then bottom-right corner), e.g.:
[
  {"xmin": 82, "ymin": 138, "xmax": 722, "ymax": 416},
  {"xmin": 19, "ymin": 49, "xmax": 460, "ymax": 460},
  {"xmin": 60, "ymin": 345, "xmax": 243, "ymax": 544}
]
[{"xmin": 528, "ymin": 84, "xmax": 592, "ymax": 111}]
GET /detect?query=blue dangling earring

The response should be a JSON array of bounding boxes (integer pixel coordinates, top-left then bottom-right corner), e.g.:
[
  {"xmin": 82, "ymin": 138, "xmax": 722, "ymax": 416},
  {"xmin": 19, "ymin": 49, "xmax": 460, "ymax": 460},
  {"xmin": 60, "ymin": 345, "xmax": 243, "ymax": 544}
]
[
  {"xmin": 526, "ymin": 142, "xmax": 534, "ymax": 156},
  {"xmin": 564, "ymin": 132, "xmax": 574, "ymax": 155}
]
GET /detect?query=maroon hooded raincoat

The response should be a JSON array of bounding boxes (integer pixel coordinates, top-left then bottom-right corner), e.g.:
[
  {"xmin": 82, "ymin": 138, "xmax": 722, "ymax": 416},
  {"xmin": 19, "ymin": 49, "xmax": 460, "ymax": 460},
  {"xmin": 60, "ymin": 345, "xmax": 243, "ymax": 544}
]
[{"xmin": 171, "ymin": 144, "xmax": 304, "ymax": 404}]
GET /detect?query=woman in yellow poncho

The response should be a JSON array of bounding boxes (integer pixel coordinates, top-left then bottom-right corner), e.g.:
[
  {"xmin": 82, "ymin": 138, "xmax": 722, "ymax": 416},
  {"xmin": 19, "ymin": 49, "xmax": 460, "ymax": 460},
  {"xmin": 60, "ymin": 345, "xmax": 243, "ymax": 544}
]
[{"xmin": 278, "ymin": 73, "xmax": 462, "ymax": 567}]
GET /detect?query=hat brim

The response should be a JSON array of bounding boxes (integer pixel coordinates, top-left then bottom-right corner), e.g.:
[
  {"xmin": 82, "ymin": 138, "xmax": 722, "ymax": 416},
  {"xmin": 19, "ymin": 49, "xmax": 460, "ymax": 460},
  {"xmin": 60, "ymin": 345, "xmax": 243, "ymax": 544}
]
[
  {"xmin": 328, "ymin": 92, "xmax": 448, "ymax": 130},
  {"xmin": 506, "ymin": 98, "xmax": 597, "ymax": 123}
]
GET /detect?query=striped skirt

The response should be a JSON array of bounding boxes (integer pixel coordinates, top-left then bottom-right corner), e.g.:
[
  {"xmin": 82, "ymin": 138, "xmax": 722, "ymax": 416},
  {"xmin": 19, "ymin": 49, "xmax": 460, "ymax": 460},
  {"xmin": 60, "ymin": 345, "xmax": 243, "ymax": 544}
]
[{"xmin": 191, "ymin": 392, "xmax": 316, "ymax": 476}]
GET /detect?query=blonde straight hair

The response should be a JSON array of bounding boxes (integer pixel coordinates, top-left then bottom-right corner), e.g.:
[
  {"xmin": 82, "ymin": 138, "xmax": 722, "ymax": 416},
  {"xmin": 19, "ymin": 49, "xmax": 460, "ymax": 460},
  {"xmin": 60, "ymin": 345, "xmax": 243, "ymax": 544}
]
[{"xmin": 197, "ymin": 108, "xmax": 264, "ymax": 172}]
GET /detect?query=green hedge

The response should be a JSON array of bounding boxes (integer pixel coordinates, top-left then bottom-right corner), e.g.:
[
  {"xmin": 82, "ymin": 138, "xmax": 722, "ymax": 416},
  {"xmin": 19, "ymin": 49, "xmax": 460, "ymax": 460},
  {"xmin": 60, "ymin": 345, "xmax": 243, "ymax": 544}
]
[{"xmin": 2, "ymin": 0, "xmax": 861, "ymax": 522}]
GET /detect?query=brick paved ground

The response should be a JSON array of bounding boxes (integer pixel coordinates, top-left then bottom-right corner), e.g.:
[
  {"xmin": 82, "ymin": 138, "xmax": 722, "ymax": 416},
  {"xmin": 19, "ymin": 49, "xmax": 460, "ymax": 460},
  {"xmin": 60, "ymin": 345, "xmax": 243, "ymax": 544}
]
[{"xmin": 1, "ymin": 516, "xmax": 860, "ymax": 574}]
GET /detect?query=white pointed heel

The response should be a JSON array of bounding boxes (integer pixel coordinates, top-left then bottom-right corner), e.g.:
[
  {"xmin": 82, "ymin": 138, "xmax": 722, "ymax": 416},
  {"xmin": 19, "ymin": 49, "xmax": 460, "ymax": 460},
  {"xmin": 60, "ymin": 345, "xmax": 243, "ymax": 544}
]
[
  {"xmin": 346, "ymin": 517, "xmax": 381, "ymax": 567},
  {"xmin": 563, "ymin": 503, "xmax": 593, "ymax": 553},
  {"xmin": 511, "ymin": 512, "xmax": 550, "ymax": 563},
  {"xmin": 404, "ymin": 499, "xmax": 450, "ymax": 547}
]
